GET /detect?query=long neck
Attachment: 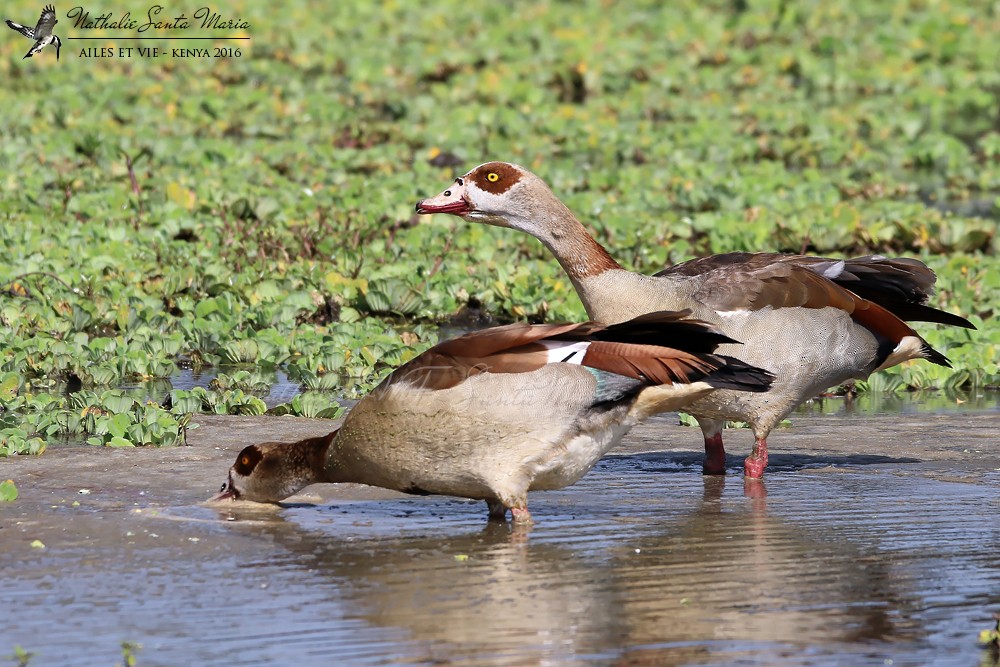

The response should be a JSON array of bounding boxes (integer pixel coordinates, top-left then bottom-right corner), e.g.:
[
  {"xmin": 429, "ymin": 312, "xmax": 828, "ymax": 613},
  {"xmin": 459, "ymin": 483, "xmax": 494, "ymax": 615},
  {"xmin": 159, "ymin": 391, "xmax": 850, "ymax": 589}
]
[
  {"xmin": 520, "ymin": 196, "xmax": 623, "ymax": 318},
  {"xmin": 287, "ymin": 431, "xmax": 338, "ymax": 486},
  {"xmin": 322, "ymin": 428, "xmax": 366, "ymax": 484}
]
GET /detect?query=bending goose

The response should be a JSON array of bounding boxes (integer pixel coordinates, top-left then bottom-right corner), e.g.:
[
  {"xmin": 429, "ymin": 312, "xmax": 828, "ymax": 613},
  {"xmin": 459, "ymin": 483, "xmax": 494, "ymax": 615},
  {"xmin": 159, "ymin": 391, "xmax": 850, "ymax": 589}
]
[
  {"xmin": 212, "ymin": 312, "xmax": 774, "ymax": 523},
  {"xmin": 415, "ymin": 162, "xmax": 974, "ymax": 478}
]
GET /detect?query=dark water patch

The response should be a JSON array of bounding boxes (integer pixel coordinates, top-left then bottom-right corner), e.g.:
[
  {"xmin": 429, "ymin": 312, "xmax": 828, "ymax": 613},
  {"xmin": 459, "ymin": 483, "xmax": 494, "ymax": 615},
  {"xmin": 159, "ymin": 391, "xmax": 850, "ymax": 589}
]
[
  {"xmin": 917, "ymin": 190, "xmax": 1000, "ymax": 222},
  {"xmin": 117, "ymin": 366, "xmax": 359, "ymax": 409},
  {"xmin": 151, "ymin": 368, "xmax": 1000, "ymax": 416},
  {"xmin": 166, "ymin": 365, "xmax": 302, "ymax": 406},
  {"xmin": 607, "ymin": 449, "xmax": 923, "ymax": 473},
  {"xmin": 795, "ymin": 390, "xmax": 1000, "ymax": 417}
]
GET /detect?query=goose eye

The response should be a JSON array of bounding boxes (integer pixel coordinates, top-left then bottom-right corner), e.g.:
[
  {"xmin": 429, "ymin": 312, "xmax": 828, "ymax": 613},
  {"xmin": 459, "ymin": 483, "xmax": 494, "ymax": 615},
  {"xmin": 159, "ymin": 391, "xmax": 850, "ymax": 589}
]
[
  {"xmin": 487, "ymin": 172, "xmax": 500, "ymax": 182},
  {"xmin": 241, "ymin": 455, "xmax": 250, "ymax": 466},
  {"xmin": 219, "ymin": 482, "xmax": 227, "ymax": 492},
  {"xmin": 444, "ymin": 190, "xmax": 451, "ymax": 197}
]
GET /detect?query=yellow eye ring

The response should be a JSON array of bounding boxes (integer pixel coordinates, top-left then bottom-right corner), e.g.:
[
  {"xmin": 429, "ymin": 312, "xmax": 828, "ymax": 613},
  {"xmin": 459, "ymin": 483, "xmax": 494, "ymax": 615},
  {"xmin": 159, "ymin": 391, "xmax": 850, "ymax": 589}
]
[
  {"xmin": 487, "ymin": 172, "xmax": 499, "ymax": 182},
  {"xmin": 241, "ymin": 456, "xmax": 250, "ymax": 466}
]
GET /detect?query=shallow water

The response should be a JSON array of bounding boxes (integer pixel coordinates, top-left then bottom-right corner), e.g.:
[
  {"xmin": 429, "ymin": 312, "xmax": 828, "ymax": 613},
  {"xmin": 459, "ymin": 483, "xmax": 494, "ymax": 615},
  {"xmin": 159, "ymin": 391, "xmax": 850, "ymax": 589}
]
[
  {"xmin": 127, "ymin": 366, "xmax": 308, "ymax": 407},
  {"xmin": 3, "ymin": 412, "xmax": 999, "ymax": 666}
]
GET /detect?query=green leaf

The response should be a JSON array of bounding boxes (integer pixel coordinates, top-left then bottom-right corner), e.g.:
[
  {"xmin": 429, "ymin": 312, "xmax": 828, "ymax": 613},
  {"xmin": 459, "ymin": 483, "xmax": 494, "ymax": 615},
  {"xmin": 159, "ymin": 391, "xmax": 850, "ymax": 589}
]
[
  {"xmin": 194, "ymin": 300, "xmax": 219, "ymax": 318},
  {"xmin": 0, "ymin": 479, "xmax": 18, "ymax": 502},
  {"xmin": 108, "ymin": 413, "xmax": 132, "ymax": 439},
  {"xmin": 102, "ymin": 392, "xmax": 138, "ymax": 415},
  {"xmin": 0, "ymin": 373, "xmax": 21, "ymax": 401}
]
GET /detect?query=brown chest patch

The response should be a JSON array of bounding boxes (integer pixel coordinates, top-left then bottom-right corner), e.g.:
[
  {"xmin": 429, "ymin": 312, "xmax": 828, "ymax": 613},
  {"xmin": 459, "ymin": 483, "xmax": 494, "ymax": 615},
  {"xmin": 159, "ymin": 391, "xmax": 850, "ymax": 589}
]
[{"xmin": 469, "ymin": 162, "xmax": 523, "ymax": 195}]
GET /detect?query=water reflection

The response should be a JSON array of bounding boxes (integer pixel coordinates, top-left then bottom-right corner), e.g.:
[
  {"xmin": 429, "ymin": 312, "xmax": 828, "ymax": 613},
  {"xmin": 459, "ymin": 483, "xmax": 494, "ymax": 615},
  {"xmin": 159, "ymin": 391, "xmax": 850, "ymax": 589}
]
[
  {"xmin": 608, "ymin": 477, "xmax": 918, "ymax": 665},
  {"xmin": 214, "ymin": 472, "xmax": 921, "ymax": 665}
]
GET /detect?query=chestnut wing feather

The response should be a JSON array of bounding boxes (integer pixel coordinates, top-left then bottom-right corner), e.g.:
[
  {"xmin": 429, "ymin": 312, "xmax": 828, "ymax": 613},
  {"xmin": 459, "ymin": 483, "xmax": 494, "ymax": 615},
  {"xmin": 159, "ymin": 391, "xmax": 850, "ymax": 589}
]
[
  {"xmin": 391, "ymin": 322, "xmax": 589, "ymax": 391},
  {"xmin": 656, "ymin": 252, "xmax": 973, "ymax": 328},
  {"xmin": 683, "ymin": 259, "xmax": 860, "ymax": 313},
  {"xmin": 579, "ymin": 341, "xmax": 720, "ymax": 385},
  {"xmin": 388, "ymin": 313, "xmax": 759, "ymax": 392},
  {"xmin": 658, "ymin": 255, "xmax": 951, "ymax": 364}
]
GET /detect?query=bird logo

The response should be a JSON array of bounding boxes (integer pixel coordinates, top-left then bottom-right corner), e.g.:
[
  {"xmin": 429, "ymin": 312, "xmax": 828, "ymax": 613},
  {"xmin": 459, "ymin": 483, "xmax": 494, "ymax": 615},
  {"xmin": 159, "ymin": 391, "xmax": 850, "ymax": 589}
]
[{"xmin": 5, "ymin": 5, "xmax": 62, "ymax": 61}]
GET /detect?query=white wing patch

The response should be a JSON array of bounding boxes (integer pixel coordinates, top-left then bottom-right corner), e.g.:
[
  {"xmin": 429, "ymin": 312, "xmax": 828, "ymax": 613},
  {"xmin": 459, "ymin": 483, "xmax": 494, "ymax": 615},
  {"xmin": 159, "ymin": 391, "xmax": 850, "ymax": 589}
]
[
  {"xmin": 539, "ymin": 340, "xmax": 591, "ymax": 365},
  {"xmin": 873, "ymin": 335, "xmax": 924, "ymax": 373},
  {"xmin": 820, "ymin": 260, "xmax": 846, "ymax": 280}
]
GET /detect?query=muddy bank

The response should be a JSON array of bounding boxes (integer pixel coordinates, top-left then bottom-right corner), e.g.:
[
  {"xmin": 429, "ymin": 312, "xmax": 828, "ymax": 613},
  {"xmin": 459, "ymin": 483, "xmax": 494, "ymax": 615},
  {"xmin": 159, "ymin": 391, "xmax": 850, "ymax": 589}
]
[{"xmin": 2, "ymin": 411, "xmax": 999, "ymax": 666}]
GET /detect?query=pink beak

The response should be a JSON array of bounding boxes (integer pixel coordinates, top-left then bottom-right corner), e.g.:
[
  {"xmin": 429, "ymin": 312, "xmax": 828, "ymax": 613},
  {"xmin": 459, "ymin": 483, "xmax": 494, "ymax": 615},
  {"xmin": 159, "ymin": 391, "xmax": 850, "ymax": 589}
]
[
  {"xmin": 208, "ymin": 488, "xmax": 235, "ymax": 502},
  {"xmin": 208, "ymin": 475, "xmax": 237, "ymax": 502},
  {"xmin": 415, "ymin": 179, "xmax": 473, "ymax": 216}
]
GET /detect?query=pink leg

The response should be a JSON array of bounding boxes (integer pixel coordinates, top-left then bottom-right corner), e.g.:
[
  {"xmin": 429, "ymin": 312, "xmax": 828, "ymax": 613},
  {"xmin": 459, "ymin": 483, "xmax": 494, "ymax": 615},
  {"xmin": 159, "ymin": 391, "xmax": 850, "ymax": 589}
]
[
  {"xmin": 510, "ymin": 505, "xmax": 534, "ymax": 525},
  {"xmin": 703, "ymin": 432, "xmax": 727, "ymax": 475},
  {"xmin": 743, "ymin": 437, "xmax": 768, "ymax": 479},
  {"xmin": 743, "ymin": 476, "xmax": 768, "ymax": 500}
]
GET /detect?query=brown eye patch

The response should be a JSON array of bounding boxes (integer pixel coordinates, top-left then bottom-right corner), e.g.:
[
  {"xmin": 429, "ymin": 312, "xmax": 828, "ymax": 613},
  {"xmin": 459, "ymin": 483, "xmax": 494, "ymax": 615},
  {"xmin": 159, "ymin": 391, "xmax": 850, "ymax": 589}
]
[
  {"xmin": 470, "ymin": 162, "xmax": 522, "ymax": 195},
  {"xmin": 234, "ymin": 445, "xmax": 263, "ymax": 476}
]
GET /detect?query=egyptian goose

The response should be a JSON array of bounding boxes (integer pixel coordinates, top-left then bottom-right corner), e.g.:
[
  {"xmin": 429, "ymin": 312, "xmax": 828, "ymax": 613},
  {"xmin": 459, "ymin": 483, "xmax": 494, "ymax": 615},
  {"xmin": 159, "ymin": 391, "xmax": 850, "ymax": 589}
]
[
  {"xmin": 212, "ymin": 312, "xmax": 773, "ymax": 523},
  {"xmin": 415, "ymin": 162, "xmax": 974, "ymax": 479}
]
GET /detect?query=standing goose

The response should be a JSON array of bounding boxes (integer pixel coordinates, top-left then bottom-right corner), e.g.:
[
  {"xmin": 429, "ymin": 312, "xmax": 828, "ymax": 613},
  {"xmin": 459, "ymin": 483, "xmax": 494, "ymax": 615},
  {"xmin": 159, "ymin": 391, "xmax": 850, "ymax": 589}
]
[
  {"xmin": 415, "ymin": 162, "xmax": 974, "ymax": 478},
  {"xmin": 212, "ymin": 312, "xmax": 774, "ymax": 523}
]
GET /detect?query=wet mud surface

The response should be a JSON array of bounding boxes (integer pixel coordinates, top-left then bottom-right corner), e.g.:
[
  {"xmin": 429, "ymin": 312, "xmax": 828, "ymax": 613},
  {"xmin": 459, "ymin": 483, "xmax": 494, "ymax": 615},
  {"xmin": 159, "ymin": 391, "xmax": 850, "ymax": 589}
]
[{"xmin": 2, "ymin": 411, "xmax": 999, "ymax": 666}]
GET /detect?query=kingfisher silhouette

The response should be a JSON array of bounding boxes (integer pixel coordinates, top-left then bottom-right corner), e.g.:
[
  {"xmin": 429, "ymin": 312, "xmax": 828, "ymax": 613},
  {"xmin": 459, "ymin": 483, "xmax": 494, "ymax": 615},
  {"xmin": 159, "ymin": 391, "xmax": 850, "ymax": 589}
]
[{"xmin": 6, "ymin": 5, "xmax": 62, "ymax": 60}]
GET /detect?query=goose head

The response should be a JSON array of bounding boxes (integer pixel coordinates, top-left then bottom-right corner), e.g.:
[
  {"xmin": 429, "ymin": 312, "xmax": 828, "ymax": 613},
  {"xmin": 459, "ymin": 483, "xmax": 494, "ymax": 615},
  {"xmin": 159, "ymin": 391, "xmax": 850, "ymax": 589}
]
[
  {"xmin": 415, "ymin": 161, "xmax": 565, "ymax": 236},
  {"xmin": 211, "ymin": 437, "xmax": 330, "ymax": 503}
]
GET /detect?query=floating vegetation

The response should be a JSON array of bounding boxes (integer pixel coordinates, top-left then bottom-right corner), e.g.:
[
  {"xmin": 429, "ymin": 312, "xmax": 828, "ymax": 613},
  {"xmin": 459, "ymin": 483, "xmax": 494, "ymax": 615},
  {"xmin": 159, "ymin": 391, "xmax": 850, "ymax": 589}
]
[{"xmin": 1, "ymin": 0, "xmax": 997, "ymax": 454}]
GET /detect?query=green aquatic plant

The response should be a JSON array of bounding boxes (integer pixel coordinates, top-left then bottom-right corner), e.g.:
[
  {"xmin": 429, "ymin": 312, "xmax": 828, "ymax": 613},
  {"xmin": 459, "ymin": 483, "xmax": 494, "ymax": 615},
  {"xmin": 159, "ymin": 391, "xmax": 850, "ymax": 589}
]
[
  {"xmin": 267, "ymin": 392, "xmax": 346, "ymax": 419},
  {"xmin": 0, "ymin": 390, "xmax": 196, "ymax": 454},
  {"xmin": 117, "ymin": 641, "xmax": 141, "ymax": 667},
  {"xmin": 0, "ymin": 480, "xmax": 18, "ymax": 503},
  {"xmin": 0, "ymin": 0, "xmax": 998, "ymax": 456},
  {"xmin": 168, "ymin": 387, "xmax": 267, "ymax": 416},
  {"xmin": 6, "ymin": 645, "xmax": 34, "ymax": 667},
  {"xmin": 980, "ymin": 613, "xmax": 1000, "ymax": 667},
  {"xmin": 208, "ymin": 370, "xmax": 273, "ymax": 393}
]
